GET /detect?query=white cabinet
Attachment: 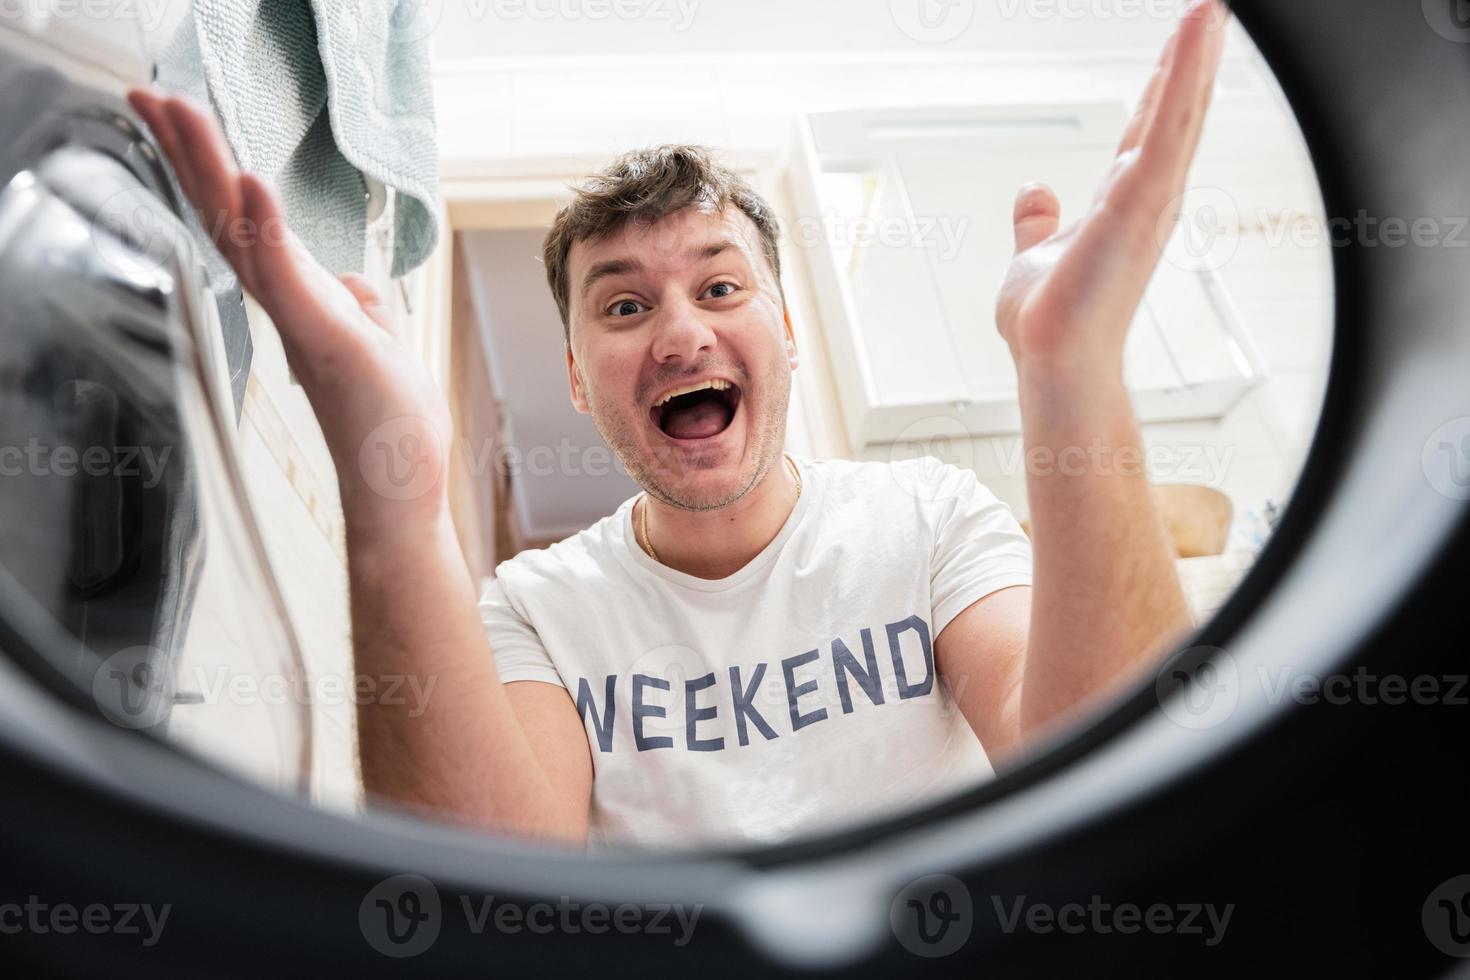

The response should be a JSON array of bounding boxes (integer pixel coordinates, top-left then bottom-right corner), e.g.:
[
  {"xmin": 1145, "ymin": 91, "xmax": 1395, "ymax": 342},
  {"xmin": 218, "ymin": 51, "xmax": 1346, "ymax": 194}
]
[{"xmin": 790, "ymin": 102, "xmax": 1268, "ymax": 448}]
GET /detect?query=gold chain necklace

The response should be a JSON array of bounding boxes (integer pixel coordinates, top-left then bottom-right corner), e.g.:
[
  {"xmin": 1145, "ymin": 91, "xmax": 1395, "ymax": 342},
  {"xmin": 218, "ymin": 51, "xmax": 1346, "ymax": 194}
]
[{"xmin": 638, "ymin": 453, "xmax": 802, "ymax": 565}]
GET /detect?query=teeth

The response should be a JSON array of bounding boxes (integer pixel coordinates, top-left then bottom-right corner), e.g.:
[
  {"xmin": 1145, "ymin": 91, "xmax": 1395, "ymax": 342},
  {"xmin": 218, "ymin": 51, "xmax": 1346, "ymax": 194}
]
[{"xmin": 654, "ymin": 378, "xmax": 732, "ymax": 408}]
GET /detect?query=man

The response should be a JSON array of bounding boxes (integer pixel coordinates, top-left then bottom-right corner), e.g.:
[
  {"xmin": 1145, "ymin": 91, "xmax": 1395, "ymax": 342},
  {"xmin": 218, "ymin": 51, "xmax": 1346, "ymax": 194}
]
[{"xmin": 128, "ymin": 0, "xmax": 1224, "ymax": 850}]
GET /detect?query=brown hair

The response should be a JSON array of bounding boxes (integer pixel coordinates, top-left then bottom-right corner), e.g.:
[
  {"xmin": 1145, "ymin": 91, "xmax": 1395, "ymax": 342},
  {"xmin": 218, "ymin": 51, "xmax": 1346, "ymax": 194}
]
[{"xmin": 542, "ymin": 145, "xmax": 784, "ymax": 343}]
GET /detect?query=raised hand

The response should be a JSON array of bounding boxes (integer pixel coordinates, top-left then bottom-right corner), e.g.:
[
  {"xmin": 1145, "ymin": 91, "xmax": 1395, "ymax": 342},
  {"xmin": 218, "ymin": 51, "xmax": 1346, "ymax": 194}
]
[
  {"xmin": 126, "ymin": 89, "xmax": 452, "ymax": 528},
  {"xmin": 995, "ymin": 0, "xmax": 1229, "ymax": 377}
]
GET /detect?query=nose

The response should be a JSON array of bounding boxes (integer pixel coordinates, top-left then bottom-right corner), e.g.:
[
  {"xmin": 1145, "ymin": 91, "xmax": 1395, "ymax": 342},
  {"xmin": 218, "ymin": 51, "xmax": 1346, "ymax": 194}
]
[{"xmin": 649, "ymin": 294, "xmax": 717, "ymax": 366}]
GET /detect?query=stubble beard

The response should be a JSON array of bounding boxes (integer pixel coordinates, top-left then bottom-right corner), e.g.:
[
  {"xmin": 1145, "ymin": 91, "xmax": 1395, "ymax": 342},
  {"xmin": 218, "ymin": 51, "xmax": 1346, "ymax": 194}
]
[{"xmin": 588, "ymin": 373, "xmax": 791, "ymax": 513}]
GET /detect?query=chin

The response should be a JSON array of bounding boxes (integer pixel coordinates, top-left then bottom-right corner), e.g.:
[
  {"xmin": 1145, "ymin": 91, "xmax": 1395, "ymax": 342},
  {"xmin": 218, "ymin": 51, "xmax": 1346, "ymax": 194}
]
[
  {"xmin": 597, "ymin": 374, "xmax": 785, "ymax": 510},
  {"xmin": 640, "ymin": 446, "xmax": 759, "ymax": 512}
]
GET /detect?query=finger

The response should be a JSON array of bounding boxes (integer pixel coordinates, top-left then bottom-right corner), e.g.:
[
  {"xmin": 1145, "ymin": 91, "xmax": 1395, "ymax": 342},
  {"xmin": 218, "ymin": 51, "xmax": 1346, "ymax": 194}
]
[
  {"xmin": 1013, "ymin": 182, "xmax": 1062, "ymax": 254},
  {"xmin": 238, "ymin": 173, "xmax": 315, "ymax": 331},
  {"xmin": 1135, "ymin": 0, "xmax": 1228, "ymax": 191},
  {"xmin": 239, "ymin": 171, "xmax": 355, "ymax": 380},
  {"xmin": 1116, "ymin": 31, "xmax": 1178, "ymax": 157},
  {"xmin": 128, "ymin": 90, "xmax": 201, "ymax": 213},
  {"xmin": 339, "ymin": 273, "xmax": 395, "ymax": 335},
  {"xmin": 162, "ymin": 96, "xmax": 248, "ymax": 269}
]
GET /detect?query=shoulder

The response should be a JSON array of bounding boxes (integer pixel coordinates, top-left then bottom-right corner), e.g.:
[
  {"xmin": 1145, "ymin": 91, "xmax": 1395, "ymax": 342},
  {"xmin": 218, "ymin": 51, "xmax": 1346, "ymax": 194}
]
[{"xmin": 492, "ymin": 497, "xmax": 635, "ymax": 598}]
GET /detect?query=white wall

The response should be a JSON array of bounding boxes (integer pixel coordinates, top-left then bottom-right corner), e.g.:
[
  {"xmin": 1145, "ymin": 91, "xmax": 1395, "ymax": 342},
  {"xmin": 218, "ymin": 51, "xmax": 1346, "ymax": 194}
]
[
  {"xmin": 427, "ymin": 0, "xmax": 1182, "ymax": 60},
  {"xmin": 433, "ymin": 11, "xmax": 1332, "ymax": 563},
  {"xmin": 460, "ymin": 228, "xmax": 643, "ymax": 541}
]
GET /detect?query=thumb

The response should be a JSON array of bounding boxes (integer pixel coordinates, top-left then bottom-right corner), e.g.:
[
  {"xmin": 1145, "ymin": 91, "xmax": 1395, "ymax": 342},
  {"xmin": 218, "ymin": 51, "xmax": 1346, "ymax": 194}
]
[{"xmin": 1012, "ymin": 182, "xmax": 1061, "ymax": 254}]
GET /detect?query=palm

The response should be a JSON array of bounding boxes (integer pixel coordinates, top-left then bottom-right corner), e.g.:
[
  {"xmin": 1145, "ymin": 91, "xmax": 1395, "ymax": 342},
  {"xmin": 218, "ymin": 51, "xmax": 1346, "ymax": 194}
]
[
  {"xmin": 127, "ymin": 89, "xmax": 452, "ymax": 519},
  {"xmin": 995, "ymin": 0, "xmax": 1228, "ymax": 369}
]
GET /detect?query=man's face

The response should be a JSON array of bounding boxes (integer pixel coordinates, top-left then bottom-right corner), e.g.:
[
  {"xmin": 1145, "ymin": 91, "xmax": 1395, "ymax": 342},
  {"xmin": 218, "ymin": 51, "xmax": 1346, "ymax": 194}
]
[{"xmin": 565, "ymin": 204, "xmax": 796, "ymax": 512}]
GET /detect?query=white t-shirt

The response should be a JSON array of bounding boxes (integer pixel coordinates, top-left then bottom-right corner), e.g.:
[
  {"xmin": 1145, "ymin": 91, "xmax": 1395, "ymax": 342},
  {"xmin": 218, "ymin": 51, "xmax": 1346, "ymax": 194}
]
[{"xmin": 478, "ymin": 455, "xmax": 1034, "ymax": 850}]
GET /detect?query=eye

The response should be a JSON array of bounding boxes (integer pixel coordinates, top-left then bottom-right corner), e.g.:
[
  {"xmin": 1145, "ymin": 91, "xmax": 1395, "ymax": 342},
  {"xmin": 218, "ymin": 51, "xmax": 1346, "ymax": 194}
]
[
  {"xmin": 704, "ymin": 282, "xmax": 738, "ymax": 300},
  {"xmin": 607, "ymin": 298, "xmax": 647, "ymax": 318}
]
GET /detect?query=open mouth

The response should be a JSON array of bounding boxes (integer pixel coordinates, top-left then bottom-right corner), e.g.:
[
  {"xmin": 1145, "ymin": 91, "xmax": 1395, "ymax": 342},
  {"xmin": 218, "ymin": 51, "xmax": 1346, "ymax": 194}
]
[{"xmin": 649, "ymin": 378, "xmax": 743, "ymax": 442}]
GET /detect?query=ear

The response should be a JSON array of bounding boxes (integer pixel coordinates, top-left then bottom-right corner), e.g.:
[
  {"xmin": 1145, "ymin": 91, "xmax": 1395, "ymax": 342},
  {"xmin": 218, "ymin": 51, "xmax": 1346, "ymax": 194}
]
[
  {"xmin": 783, "ymin": 308, "xmax": 799, "ymax": 369},
  {"xmin": 566, "ymin": 346, "xmax": 590, "ymax": 414}
]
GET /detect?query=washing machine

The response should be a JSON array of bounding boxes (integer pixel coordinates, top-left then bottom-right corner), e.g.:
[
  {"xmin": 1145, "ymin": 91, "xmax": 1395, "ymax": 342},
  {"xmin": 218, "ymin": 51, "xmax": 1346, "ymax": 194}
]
[{"xmin": 0, "ymin": 12, "xmax": 309, "ymax": 793}]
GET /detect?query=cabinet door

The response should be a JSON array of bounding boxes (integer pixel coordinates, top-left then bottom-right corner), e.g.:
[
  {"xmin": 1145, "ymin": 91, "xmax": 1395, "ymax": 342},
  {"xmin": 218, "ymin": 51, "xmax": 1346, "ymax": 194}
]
[{"xmin": 793, "ymin": 102, "xmax": 1266, "ymax": 448}]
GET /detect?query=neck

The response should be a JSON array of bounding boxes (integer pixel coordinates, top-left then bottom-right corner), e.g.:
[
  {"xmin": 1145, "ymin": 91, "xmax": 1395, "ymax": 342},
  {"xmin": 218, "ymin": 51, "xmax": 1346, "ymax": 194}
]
[{"xmin": 640, "ymin": 454, "xmax": 800, "ymax": 580}]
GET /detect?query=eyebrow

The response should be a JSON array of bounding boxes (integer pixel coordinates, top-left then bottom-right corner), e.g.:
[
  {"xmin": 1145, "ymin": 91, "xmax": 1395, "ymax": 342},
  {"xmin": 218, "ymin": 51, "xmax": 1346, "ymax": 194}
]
[{"xmin": 578, "ymin": 239, "xmax": 743, "ymax": 304}]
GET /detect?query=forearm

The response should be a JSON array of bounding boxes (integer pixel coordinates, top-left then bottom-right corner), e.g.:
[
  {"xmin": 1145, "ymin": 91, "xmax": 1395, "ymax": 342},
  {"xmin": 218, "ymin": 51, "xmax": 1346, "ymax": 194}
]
[
  {"xmin": 1015, "ymin": 356, "xmax": 1192, "ymax": 737},
  {"xmin": 347, "ymin": 510, "xmax": 583, "ymax": 842}
]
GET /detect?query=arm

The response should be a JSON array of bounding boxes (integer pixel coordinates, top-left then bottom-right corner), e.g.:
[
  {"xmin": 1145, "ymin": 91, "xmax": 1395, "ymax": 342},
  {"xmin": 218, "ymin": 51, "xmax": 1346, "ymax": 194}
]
[
  {"xmin": 350, "ymin": 517, "xmax": 593, "ymax": 844},
  {"xmin": 938, "ymin": 0, "xmax": 1225, "ymax": 760},
  {"xmin": 127, "ymin": 90, "xmax": 592, "ymax": 844}
]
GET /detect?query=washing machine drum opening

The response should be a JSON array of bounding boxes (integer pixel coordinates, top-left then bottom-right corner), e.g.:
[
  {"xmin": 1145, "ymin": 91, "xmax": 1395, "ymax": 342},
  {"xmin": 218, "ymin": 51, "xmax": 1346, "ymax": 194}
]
[{"xmin": 0, "ymin": 146, "xmax": 202, "ymax": 729}]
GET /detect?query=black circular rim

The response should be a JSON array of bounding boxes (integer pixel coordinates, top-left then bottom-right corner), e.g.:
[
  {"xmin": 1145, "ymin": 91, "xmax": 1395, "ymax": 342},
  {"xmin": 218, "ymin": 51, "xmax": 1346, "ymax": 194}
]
[{"xmin": 4, "ymin": 1, "xmax": 1470, "ymax": 972}]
